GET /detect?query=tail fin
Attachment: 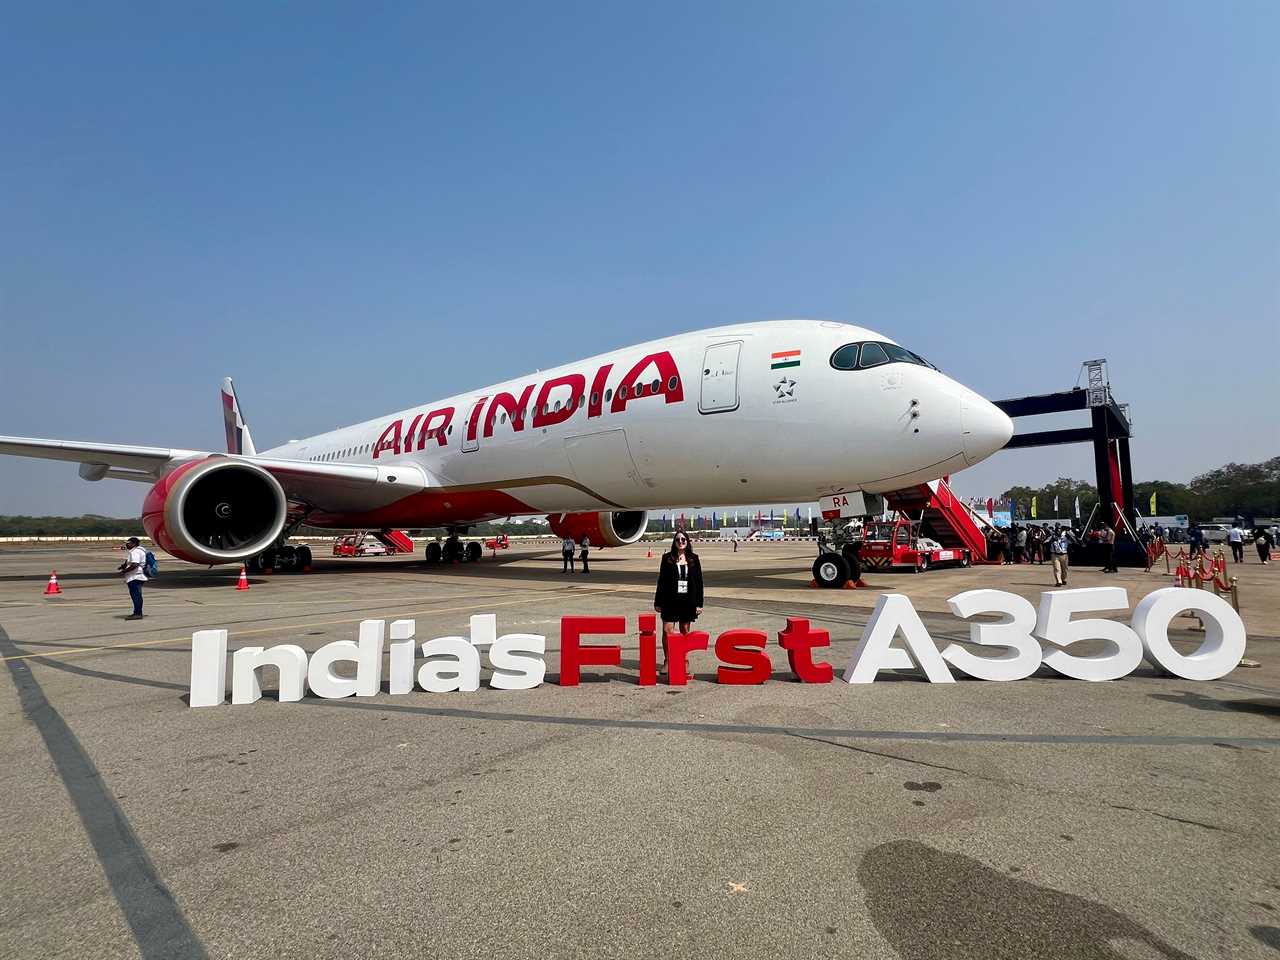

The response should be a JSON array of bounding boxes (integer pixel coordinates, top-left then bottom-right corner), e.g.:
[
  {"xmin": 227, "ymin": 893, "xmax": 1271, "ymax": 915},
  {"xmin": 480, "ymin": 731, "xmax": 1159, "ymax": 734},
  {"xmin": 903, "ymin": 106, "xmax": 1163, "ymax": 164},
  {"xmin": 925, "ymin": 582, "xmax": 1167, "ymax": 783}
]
[{"xmin": 220, "ymin": 378, "xmax": 257, "ymax": 456}]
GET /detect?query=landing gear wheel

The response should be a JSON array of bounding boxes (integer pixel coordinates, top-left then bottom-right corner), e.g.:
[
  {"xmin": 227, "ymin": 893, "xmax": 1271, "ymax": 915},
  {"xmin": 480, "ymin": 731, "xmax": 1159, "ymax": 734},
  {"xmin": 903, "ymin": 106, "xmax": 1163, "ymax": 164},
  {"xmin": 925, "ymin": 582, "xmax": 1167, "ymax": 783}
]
[
  {"xmin": 246, "ymin": 554, "xmax": 263, "ymax": 574},
  {"xmin": 260, "ymin": 547, "xmax": 277, "ymax": 575},
  {"xmin": 812, "ymin": 553, "xmax": 850, "ymax": 589},
  {"xmin": 465, "ymin": 541, "xmax": 483, "ymax": 563},
  {"xmin": 425, "ymin": 542, "xmax": 442, "ymax": 564},
  {"xmin": 296, "ymin": 545, "xmax": 313, "ymax": 571},
  {"xmin": 275, "ymin": 545, "xmax": 298, "ymax": 573}
]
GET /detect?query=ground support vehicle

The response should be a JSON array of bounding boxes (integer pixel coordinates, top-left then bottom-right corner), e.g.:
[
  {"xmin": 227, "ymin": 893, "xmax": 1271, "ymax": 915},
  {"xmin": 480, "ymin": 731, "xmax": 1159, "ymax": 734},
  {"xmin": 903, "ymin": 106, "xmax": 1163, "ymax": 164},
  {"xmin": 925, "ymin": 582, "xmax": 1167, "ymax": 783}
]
[
  {"xmin": 858, "ymin": 517, "xmax": 971, "ymax": 573},
  {"xmin": 331, "ymin": 534, "xmax": 388, "ymax": 558}
]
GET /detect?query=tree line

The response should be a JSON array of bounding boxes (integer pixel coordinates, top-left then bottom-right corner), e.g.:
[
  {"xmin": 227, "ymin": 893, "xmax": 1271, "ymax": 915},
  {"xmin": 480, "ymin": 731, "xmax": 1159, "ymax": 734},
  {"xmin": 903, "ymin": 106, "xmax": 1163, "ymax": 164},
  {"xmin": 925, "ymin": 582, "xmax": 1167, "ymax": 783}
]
[{"xmin": 1002, "ymin": 456, "xmax": 1279, "ymax": 522}]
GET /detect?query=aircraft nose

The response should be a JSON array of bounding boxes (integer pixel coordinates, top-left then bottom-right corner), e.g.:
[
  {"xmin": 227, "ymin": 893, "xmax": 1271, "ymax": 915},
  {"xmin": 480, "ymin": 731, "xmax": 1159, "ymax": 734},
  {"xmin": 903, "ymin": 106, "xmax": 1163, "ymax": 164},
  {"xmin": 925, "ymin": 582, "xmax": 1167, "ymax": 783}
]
[{"xmin": 961, "ymin": 395, "xmax": 1014, "ymax": 466}]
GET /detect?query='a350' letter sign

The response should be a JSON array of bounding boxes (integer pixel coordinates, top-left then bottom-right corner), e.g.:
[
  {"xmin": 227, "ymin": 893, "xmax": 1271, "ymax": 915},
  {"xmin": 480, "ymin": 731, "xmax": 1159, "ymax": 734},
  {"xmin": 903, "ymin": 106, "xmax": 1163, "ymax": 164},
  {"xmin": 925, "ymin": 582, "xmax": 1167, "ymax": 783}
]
[{"xmin": 843, "ymin": 586, "xmax": 1246, "ymax": 683}]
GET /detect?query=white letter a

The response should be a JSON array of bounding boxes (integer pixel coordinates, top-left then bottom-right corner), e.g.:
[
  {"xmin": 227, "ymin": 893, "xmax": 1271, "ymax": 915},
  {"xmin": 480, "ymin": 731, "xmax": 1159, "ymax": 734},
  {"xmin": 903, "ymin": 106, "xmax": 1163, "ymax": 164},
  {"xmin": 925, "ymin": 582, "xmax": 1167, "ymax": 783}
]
[{"xmin": 843, "ymin": 594, "xmax": 954, "ymax": 684}]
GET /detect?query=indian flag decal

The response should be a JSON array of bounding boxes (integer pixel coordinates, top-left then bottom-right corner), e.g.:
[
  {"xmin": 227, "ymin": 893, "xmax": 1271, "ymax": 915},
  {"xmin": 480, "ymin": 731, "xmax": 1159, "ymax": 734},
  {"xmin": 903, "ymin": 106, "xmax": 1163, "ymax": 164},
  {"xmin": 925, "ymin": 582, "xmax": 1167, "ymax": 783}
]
[{"xmin": 770, "ymin": 349, "xmax": 801, "ymax": 370}]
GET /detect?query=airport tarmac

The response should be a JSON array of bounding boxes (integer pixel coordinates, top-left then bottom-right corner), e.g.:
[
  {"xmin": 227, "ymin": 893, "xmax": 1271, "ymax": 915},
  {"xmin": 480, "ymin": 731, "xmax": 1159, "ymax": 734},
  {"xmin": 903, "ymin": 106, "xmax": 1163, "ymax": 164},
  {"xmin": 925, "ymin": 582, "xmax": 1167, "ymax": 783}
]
[{"xmin": 1, "ymin": 539, "xmax": 1277, "ymax": 959}]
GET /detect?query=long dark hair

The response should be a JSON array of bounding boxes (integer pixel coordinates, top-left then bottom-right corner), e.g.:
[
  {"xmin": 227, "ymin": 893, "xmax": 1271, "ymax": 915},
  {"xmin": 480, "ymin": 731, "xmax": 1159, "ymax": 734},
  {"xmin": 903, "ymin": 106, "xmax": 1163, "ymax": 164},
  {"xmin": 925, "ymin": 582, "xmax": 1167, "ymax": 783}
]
[{"xmin": 664, "ymin": 530, "xmax": 697, "ymax": 563}]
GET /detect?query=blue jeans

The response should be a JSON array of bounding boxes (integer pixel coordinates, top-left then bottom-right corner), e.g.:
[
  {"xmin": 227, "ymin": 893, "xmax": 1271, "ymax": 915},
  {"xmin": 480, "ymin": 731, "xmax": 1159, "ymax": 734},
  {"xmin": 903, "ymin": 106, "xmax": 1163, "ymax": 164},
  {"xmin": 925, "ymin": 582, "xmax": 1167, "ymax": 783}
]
[{"xmin": 127, "ymin": 580, "xmax": 144, "ymax": 616}]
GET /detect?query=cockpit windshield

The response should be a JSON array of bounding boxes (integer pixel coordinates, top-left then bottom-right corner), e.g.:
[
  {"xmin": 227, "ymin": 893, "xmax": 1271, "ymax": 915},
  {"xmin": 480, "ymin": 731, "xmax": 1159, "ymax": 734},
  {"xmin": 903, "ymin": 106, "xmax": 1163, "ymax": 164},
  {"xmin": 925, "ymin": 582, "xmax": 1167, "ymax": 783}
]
[{"xmin": 829, "ymin": 341, "xmax": 937, "ymax": 371}]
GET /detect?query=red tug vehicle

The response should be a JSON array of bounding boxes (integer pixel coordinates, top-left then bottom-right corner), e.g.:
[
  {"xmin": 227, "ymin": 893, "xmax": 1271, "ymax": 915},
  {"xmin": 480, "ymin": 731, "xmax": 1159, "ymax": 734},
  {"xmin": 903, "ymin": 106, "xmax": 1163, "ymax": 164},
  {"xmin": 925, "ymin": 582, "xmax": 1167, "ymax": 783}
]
[{"xmin": 857, "ymin": 517, "xmax": 971, "ymax": 572}]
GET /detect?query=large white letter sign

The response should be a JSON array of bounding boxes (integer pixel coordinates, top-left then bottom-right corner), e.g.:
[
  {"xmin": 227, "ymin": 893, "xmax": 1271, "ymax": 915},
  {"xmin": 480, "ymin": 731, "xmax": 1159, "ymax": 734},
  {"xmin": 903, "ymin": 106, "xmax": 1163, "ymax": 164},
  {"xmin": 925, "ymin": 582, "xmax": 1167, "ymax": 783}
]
[
  {"xmin": 844, "ymin": 594, "xmax": 954, "ymax": 684},
  {"xmin": 489, "ymin": 633, "xmax": 547, "ymax": 690},
  {"xmin": 418, "ymin": 637, "xmax": 482, "ymax": 693},
  {"xmin": 941, "ymin": 590, "xmax": 1042, "ymax": 681},
  {"xmin": 388, "ymin": 619, "xmax": 417, "ymax": 695},
  {"xmin": 1034, "ymin": 588, "xmax": 1142, "ymax": 681},
  {"xmin": 190, "ymin": 630, "xmax": 228, "ymax": 707},
  {"xmin": 354, "ymin": 619, "xmax": 386, "ymax": 697},
  {"xmin": 1132, "ymin": 588, "xmax": 1246, "ymax": 681},
  {"xmin": 232, "ymin": 645, "xmax": 308, "ymax": 705}
]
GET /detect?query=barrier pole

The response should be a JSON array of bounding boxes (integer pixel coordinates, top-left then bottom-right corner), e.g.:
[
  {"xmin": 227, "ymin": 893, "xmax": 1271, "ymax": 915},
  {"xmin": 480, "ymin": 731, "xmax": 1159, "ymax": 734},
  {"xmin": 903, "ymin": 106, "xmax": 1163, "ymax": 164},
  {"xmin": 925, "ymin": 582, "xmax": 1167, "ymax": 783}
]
[{"xmin": 1229, "ymin": 576, "xmax": 1239, "ymax": 613}]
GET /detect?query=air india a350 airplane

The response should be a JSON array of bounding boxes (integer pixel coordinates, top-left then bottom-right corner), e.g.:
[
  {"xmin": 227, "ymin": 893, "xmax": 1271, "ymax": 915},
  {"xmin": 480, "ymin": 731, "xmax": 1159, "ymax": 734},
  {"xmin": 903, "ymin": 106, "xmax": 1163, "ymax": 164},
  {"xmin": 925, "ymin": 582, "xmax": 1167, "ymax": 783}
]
[{"xmin": 0, "ymin": 319, "xmax": 1012, "ymax": 572}]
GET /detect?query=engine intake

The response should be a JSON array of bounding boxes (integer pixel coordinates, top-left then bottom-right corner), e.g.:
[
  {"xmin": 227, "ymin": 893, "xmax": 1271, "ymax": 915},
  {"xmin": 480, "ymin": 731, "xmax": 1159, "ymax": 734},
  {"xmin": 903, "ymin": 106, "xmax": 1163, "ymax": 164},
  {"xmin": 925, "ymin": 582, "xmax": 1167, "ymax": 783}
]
[
  {"xmin": 547, "ymin": 510, "xmax": 648, "ymax": 547},
  {"xmin": 143, "ymin": 458, "xmax": 288, "ymax": 565}
]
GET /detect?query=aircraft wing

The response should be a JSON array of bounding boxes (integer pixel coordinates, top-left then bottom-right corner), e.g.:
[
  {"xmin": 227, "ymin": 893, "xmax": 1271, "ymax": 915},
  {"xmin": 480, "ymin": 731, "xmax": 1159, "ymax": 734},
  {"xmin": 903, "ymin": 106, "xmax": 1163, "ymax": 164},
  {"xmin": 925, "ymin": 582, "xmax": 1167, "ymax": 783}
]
[
  {"xmin": 0, "ymin": 435, "xmax": 205, "ymax": 480},
  {"xmin": 0, "ymin": 434, "xmax": 430, "ymax": 510}
]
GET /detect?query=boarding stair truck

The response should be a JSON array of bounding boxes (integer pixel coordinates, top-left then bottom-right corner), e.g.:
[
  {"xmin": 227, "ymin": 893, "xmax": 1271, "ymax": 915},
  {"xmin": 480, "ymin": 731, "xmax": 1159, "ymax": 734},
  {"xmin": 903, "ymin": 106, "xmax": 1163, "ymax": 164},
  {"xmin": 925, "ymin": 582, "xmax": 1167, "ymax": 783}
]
[
  {"xmin": 373, "ymin": 529, "xmax": 415, "ymax": 555},
  {"xmin": 884, "ymin": 477, "xmax": 997, "ymax": 563}
]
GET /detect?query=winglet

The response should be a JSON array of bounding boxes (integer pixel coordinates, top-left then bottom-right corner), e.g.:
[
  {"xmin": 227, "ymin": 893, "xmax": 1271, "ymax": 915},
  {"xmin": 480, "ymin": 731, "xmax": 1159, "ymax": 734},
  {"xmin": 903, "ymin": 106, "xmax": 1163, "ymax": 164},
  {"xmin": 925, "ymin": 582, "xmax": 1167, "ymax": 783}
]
[{"xmin": 220, "ymin": 378, "xmax": 257, "ymax": 456}]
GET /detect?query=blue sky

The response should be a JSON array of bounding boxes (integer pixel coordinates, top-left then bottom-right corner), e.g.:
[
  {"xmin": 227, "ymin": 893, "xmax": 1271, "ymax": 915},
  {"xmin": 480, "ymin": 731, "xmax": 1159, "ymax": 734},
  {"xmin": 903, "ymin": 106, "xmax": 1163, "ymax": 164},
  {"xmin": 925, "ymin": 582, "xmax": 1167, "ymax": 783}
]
[{"xmin": 1, "ymin": 2, "xmax": 1276, "ymax": 516}]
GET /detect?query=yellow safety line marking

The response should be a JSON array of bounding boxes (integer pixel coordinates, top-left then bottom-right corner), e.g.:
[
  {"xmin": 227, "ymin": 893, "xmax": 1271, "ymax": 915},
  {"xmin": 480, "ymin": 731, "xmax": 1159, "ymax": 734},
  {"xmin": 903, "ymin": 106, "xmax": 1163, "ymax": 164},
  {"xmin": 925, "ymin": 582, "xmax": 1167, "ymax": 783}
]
[{"xmin": 0, "ymin": 586, "xmax": 627, "ymax": 663}]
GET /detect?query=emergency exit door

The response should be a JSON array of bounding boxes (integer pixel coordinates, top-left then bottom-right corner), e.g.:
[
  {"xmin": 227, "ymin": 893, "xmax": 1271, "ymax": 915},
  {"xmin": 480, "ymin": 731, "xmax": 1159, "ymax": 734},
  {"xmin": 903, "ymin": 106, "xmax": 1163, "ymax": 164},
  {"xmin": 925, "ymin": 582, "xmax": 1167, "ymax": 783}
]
[{"xmin": 699, "ymin": 341, "xmax": 741, "ymax": 414}]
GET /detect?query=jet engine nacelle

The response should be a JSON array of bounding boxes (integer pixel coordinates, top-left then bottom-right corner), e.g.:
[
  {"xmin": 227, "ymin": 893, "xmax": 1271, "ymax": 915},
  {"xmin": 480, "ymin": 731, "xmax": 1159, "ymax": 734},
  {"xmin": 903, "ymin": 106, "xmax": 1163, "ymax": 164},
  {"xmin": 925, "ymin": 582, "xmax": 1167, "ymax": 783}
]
[
  {"xmin": 547, "ymin": 510, "xmax": 648, "ymax": 547},
  {"xmin": 142, "ymin": 458, "xmax": 288, "ymax": 565}
]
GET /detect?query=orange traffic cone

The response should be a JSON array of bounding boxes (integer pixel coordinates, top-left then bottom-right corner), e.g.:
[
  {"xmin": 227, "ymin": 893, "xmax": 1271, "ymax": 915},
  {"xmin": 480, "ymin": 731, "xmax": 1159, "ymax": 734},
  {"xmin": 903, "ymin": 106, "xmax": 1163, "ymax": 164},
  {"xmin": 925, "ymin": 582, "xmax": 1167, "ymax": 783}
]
[
  {"xmin": 44, "ymin": 570, "xmax": 63, "ymax": 595},
  {"xmin": 235, "ymin": 565, "xmax": 250, "ymax": 591},
  {"xmin": 646, "ymin": 546, "xmax": 653, "ymax": 559}
]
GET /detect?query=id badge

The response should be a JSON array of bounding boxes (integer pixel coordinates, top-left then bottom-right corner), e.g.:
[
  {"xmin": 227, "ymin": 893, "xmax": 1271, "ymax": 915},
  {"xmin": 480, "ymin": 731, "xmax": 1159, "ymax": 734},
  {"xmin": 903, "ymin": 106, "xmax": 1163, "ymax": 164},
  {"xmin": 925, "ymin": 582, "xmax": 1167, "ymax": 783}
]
[{"xmin": 677, "ymin": 580, "xmax": 688, "ymax": 594}]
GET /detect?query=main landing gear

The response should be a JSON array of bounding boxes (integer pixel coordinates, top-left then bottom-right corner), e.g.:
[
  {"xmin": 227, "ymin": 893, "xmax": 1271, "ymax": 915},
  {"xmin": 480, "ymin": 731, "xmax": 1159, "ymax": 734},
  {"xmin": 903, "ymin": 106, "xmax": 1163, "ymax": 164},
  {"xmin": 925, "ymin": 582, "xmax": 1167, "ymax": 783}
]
[
  {"xmin": 424, "ymin": 530, "xmax": 483, "ymax": 565},
  {"xmin": 247, "ymin": 543, "xmax": 313, "ymax": 574}
]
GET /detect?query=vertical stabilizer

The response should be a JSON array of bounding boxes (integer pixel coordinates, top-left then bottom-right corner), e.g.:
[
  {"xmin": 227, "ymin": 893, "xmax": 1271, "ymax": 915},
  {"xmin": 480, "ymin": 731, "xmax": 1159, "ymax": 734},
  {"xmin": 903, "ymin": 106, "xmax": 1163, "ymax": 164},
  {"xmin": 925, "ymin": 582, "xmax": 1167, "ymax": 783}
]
[{"xmin": 220, "ymin": 378, "xmax": 257, "ymax": 456}]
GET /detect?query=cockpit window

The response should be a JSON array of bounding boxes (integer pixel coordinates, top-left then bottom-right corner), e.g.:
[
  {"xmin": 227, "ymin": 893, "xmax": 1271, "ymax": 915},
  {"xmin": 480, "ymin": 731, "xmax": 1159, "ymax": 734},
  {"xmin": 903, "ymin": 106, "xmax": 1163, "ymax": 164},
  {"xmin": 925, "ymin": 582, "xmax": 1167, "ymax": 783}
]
[
  {"xmin": 883, "ymin": 343, "xmax": 919, "ymax": 365},
  {"xmin": 829, "ymin": 340, "xmax": 938, "ymax": 371},
  {"xmin": 830, "ymin": 343, "xmax": 860, "ymax": 370},
  {"xmin": 857, "ymin": 342, "xmax": 889, "ymax": 367}
]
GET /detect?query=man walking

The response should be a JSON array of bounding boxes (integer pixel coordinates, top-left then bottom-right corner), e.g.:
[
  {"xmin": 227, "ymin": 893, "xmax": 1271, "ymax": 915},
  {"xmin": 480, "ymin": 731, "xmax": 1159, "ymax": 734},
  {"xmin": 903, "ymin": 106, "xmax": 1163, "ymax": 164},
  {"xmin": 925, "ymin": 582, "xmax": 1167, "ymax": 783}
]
[
  {"xmin": 1050, "ymin": 526, "xmax": 1070, "ymax": 587},
  {"xmin": 1228, "ymin": 523, "xmax": 1245, "ymax": 563},
  {"xmin": 118, "ymin": 536, "xmax": 148, "ymax": 620}
]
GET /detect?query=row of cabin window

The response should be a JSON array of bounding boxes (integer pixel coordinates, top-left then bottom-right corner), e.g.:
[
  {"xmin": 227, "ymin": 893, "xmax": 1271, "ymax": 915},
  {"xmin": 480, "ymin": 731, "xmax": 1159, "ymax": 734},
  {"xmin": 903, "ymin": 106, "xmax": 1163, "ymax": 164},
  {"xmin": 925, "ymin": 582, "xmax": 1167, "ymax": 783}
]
[
  {"xmin": 492, "ymin": 375, "xmax": 679, "ymax": 425},
  {"xmin": 307, "ymin": 375, "xmax": 681, "ymax": 460},
  {"xmin": 829, "ymin": 342, "xmax": 937, "ymax": 371}
]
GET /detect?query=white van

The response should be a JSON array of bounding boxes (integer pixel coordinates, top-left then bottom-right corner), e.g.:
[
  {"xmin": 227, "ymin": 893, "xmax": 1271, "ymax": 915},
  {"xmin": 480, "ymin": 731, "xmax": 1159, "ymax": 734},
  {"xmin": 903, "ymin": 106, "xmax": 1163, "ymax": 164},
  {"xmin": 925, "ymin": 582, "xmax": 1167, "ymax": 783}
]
[{"xmin": 1199, "ymin": 523, "xmax": 1230, "ymax": 543}]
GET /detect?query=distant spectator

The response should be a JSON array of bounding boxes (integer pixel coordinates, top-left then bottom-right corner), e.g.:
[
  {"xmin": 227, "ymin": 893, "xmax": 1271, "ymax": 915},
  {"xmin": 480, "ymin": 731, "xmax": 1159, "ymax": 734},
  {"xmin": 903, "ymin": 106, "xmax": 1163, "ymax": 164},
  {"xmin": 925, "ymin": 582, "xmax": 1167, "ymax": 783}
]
[
  {"xmin": 1014, "ymin": 525, "xmax": 1027, "ymax": 564},
  {"xmin": 1253, "ymin": 527, "xmax": 1272, "ymax": 564},
  {"xmin": 1228, "ymin": 524, "xmax": 1245, "ymax": 563},
  {"xmin": 1188, "ymin": 523, "xmax": 1205, "ymax": 558},
  {"xmin": 1049, "ymin": 525, "xmax": 1070, "ymax": 586},
  {"xmin": 1099, "ymin": 524, "xmax": 1118, "ymax": 573}
]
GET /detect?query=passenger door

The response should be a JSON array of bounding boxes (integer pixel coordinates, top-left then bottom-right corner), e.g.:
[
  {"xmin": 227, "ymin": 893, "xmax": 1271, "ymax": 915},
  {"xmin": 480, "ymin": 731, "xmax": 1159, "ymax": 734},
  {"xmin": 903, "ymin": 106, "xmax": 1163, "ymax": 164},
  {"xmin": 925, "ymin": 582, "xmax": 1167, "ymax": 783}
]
[{"xmin": 699, "ymin": 341, "xmax": 742, "ymax": 414}]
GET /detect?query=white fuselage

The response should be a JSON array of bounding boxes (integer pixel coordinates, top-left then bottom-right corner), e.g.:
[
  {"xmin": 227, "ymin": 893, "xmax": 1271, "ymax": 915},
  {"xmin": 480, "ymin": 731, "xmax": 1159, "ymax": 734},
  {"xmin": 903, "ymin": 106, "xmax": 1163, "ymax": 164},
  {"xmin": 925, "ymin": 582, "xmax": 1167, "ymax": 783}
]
[{"xmin": 264, "ymin": 319, "xmax": 1012, "ymax": 528}]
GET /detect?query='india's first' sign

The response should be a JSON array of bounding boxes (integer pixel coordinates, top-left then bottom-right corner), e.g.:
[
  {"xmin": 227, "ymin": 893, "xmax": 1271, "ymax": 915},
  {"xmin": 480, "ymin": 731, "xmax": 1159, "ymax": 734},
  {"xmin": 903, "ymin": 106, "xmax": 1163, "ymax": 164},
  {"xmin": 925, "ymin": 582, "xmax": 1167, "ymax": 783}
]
[{"xmin": 189, "ymin": 587, "xmax": 1248, "ymax": 707}]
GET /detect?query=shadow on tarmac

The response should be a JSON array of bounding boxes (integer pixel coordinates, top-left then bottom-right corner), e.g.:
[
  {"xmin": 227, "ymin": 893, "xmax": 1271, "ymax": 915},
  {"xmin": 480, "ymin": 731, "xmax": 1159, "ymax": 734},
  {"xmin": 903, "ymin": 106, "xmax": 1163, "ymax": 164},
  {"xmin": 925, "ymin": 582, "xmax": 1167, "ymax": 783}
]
[
  {"xmin": 858, "ymin": 839, "xmax": 1198, "ymax": 959},
  {"xmin": 1148, "ymin": 689, "xmax": 1280, "ymax": 721}
]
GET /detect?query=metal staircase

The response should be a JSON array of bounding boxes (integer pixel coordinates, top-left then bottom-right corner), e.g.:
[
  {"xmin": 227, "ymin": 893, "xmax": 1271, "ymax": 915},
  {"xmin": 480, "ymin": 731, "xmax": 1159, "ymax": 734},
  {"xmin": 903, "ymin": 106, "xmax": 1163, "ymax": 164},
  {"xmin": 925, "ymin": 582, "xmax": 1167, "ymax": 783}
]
[{"xmin": 886, "ymin": 477, "xmax": 995, "ymax": 562}]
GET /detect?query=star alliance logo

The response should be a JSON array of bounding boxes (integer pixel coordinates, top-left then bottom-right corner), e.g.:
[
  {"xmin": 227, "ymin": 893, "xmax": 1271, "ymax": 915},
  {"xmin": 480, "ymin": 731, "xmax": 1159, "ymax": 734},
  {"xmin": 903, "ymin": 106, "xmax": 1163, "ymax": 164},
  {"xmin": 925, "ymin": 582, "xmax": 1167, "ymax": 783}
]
[{"xmin": 773, "ymin": 377, "xmax": 797, "ymax": 403}]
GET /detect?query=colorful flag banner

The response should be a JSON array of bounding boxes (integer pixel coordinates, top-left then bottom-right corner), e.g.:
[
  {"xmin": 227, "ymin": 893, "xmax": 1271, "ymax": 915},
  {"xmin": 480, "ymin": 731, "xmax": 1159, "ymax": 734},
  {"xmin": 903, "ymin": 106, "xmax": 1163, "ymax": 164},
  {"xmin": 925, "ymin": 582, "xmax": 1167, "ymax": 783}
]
[
  {"xmin": 1031, "ymin": 497, "xmax": 1038, "ymax": 519},
  {"xmin": 1149, "ymin": 491, "xmax": 1157, "ymax": 515}
]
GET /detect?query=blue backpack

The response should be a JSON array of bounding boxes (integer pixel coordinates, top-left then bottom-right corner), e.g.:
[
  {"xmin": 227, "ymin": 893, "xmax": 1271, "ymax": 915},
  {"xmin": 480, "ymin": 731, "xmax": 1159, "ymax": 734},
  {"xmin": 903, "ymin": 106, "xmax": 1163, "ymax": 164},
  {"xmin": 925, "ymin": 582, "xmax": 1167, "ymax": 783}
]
[{"xmin": 144, "ymin": 550, "xmax": 159, "ymax": 579}]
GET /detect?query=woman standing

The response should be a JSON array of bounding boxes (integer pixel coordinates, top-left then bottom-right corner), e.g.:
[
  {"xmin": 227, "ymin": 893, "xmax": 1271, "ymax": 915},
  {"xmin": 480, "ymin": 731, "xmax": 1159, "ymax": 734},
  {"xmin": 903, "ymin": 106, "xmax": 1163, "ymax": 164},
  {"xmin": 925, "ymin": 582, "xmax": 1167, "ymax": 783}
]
[
  {"xmin": 579, "ymin": 535, "xmax": 591, "ymax": 574},
  {"xmin": 653, "ymin": 532, "xmax": 704, "ymax": 660}
]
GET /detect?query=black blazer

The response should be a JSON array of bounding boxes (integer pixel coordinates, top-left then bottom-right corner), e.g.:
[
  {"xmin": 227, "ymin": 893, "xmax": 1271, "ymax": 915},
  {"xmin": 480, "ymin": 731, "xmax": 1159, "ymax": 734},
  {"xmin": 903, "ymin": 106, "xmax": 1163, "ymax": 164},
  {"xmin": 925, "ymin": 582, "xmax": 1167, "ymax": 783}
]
[{"xmin": 653, "ymin": 555, "xmax": 703, "ymax": 610}]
